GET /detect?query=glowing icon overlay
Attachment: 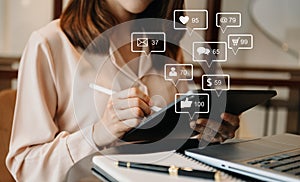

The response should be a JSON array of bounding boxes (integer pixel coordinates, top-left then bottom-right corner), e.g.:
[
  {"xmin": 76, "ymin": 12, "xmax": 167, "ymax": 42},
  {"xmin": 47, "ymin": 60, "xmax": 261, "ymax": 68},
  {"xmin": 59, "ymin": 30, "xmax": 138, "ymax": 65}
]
[
  {"xmin": 131, "ymin": 32, "xmax": 166, "ymax": 54},
  {"xmin": 193, "ymin": 42, "xmax": 227, "ymax": 67},
  {"xmin": 136, "ymin": 38, "xmax": 148, "ymax": 48},
  {"xmin": 175, "ymin": 93, "xmax": 210, "ymax": 119},
  {"xmin": 180, "ymin": 98, "xmax": 193, "ymax": 108},
  {"xmin": 174, "ymin": 10, "xmax": 208, "ymax": 31},
  {"xmin": 228, "ymin": 34, "xmax": 253, "ymax": 55},
  {"xmin": 202, "ymin": 74, "xmax": 230, "ymax": 91},
  {"xmin": 216, "ymin": 12, "xmax": 241, "ymax": 33},
  {"xmin": 164, "ymin": 64, "xmax": 193, "ymax": 86}
]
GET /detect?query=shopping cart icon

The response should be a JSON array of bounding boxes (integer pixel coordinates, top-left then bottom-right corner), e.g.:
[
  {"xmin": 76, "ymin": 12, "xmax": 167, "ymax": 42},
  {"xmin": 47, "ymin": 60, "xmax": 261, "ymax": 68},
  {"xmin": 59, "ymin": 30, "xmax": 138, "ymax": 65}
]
[{"xmin": 232, "ymin": 37, "xmax": 240, "ymax": 46}]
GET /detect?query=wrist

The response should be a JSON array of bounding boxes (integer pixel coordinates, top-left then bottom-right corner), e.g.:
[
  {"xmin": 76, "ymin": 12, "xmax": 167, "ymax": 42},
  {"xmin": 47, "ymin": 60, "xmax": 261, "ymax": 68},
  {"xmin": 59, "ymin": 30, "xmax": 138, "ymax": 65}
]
[{"xmin": 92, "ymin": 121, "xmax": 117, "ymax": 149}]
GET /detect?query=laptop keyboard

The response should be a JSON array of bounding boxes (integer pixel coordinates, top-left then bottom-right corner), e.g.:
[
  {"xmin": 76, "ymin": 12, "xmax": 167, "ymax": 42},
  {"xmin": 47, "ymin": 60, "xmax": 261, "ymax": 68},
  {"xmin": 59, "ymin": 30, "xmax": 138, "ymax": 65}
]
[{"xmin": 247, "ymin": 150, "xmax": 300, "ymax": 176}]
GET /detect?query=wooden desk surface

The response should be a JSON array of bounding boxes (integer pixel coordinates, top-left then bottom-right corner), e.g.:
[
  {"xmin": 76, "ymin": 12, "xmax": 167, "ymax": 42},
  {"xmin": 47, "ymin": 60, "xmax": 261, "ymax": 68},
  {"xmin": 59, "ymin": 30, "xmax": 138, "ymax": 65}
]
[
  {"xmin": 64, "ymin": 140, "xmax": 258, "ymax": 182},
  {"xmin": 64, "ymin": 139, "xmax": 200, "ymax": 182}
]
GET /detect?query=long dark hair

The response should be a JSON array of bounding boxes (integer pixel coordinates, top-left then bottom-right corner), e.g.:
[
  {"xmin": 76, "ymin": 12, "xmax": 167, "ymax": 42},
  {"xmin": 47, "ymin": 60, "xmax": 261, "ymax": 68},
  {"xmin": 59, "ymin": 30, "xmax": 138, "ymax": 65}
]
[{"xmin": 60, "ymin": 0, "xmax": 185, "ymax": 62}]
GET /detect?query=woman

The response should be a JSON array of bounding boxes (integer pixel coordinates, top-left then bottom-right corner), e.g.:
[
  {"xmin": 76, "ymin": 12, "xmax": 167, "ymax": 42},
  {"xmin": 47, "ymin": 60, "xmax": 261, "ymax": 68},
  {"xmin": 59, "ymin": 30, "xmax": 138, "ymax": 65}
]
[{"xmin": 6, "ymin": 0, "xmax": 239, "ymax": 181}]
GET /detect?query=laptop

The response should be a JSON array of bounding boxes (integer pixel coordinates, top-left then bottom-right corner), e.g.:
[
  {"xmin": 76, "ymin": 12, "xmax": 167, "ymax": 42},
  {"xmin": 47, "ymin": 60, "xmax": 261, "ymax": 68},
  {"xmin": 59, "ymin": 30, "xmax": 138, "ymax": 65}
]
[{"xmin": 185, "ymin": 133, "xmax": 300, "ymax": 182}]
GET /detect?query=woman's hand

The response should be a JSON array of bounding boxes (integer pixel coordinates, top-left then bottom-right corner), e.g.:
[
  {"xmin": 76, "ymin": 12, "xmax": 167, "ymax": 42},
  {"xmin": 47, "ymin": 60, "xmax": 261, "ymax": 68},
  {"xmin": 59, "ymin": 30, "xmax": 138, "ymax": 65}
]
[
  {"xmin": 190, "ymin": 113, "xmax": 240, "ymax": 143},
  {"xmin": 92, "ymin": 87, "xmax": 151, "ymax": 147}
]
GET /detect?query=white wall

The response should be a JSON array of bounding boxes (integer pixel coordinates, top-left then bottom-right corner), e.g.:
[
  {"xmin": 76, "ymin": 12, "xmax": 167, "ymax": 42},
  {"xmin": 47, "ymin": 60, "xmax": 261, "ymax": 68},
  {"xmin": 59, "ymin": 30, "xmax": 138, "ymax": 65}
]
[
  {"xmin": 0, "ymin": 0, "xmax": 7, "ymax": 53},
  {"xmin": 63, "ymin": 0, "xmax": 69, "ymax": 8},
  {"xmin": 0, "ymin": 0, "xmax": 53, "ymax": 55},
  {"xmin": 220, "ymin": 0, "xmax": 299, "ymax": 67},
  {"xmin": 220, "ymin": 0, "xmax": 300, "ymax": 138}
]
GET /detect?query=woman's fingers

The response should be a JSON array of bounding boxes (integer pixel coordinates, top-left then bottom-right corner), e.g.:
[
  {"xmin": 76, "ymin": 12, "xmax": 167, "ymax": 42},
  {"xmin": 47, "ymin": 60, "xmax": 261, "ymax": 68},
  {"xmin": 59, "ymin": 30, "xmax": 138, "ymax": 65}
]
[
  {"xmin": 112, "ymin": 97, "xmax": 151, "ymax": 116},
  {"xmin": 191, "ymin": 120, "xmax": 221, "ymax": 142},
  {"xmin": 115, "ymin": 107, "xmax": 145, "ymax": 120},
  {"xmin": 94, "ymin": 88, "xmax": 151, "ymax": 145},
  {"xmin": 105, "ymin": 88, "xmax": 152, "ymax": 137},
  {"xmin": 190, "ymin": 113, "xmax": 240, "ymax": 142},
  {"xmin": 112, "ymin": 87, "xmax": 152, "ymax": 118},
  {"xmin": 193, "ymin": 131, "xmax": 225, "ymax": 143},
  {"xmin": 123, "ymin": 118, "xmax": 141, "ymax": 128},
  {"xmin": 115, "ymin": 87, "xmax": 151, "ymax": 104},
  {"xmin": 221, "ymin": 113, "xmax": 240, "ymax": 128},
  {"xmin": 113, "ymin": 118, "xmax": 142, "ymax": 134}
]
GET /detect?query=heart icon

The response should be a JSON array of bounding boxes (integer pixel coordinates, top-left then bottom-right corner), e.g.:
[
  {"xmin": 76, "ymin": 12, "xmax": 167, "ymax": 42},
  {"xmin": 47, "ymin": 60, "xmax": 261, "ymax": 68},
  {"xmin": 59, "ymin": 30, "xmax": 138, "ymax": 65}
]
[{"xmin": 179, "ymin": 16, "xmax": 189, "ymax": 25}]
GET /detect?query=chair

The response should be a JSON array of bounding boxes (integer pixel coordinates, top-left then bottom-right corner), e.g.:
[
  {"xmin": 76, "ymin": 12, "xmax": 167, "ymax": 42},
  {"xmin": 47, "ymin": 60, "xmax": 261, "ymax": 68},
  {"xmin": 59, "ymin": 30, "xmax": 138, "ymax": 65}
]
[{"xmin": 0, "ymin": 89, "xmax": 16, "ymax": 182}]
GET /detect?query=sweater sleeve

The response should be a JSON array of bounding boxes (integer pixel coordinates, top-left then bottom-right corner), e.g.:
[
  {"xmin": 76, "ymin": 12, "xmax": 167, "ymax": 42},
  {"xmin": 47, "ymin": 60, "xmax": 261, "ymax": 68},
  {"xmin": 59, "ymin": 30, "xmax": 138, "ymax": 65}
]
[{"xmin": 6, "ymin": 31, "xmax": 97, "ymax": 182}]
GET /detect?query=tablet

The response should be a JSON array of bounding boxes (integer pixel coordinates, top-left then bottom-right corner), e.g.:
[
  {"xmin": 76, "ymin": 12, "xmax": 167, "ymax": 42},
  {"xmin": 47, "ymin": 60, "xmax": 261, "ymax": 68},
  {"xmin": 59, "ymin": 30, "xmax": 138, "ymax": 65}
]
[{"xmin": 122, "ymin": 90, "xmax": 277, "ymax": 142}]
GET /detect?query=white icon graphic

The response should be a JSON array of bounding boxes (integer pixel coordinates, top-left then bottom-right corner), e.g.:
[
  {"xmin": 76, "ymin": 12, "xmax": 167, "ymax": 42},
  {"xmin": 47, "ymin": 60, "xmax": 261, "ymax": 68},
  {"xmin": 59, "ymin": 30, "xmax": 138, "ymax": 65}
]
[
  {"xmin": 173, "ymin": 10, "xmax": 208, "ymax": 31},
  {"xmin": 228, "ymin": 34, "xmax": 253, "ymax": 55},
  {"xmin": 164, "ymin": 64, "xmax": 193, "ymax": 85},
  {"xmin": 131, "ymin": 32, "xmax": 166, "ymax": 54},
  {"xmin": 216, "ymin": 12, "xmax": 241, "ymax": 33},
  {"xmin": 175, "ymin": 93, "xmax": 210, "ymax": 119},
  {"xmin": 232, "ymin": 37, "xmax": 240, "ymax": 46},
  {"xmin": 202, "ymin": 74, "xmax": 230, "ymax": 96},
  {"xmin": 202, "ymin": 74, "xmax": 230, "ymax": 91},
  {"xmin": 180, "ymin": 98, "xmax": 193, "ymax": 108},
  {"xmin": 197, "ymin": 47, "xmax": 210, "ymax": 55},
  {"xmin": 220, "ymin": 17, "xmax": 228, "ymax": 24},
  {"xmin": 136, "ymin": 38, "xmax": 148, "ymax": 47},
  {"xmin": 207, "ymin": 78, "xmax": 213, "ymax": 87},
  {"xmin": 193, "ymin": 42, "xmax": 227, "ymax": 67},
  {"xmin": 179, "ymin": 16, "xmax": 189, "ymax": 24},
  {"xmin": 169, "ymin": 67, "xmax": 178, "ymax": 77}
]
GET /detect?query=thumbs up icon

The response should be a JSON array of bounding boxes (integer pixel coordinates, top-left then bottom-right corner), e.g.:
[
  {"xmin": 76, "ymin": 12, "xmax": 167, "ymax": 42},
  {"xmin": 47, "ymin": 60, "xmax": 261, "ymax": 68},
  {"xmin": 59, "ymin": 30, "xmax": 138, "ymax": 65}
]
[{"xmin": 180, "ymin": 98, "xmax": 193, "ymax": 108}]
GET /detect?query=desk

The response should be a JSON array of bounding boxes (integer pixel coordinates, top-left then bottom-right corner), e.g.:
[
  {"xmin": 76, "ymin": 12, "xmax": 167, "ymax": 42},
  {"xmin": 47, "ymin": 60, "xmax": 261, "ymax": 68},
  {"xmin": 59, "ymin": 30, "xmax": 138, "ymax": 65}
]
[
  {"xmin": 64, "ymin": 140, "xmax": 258, "ymax": 182},
  {"xmin": 64, "ymin": 139, "xmax": 200, "ymax": 182},
  {"xmin": 65, "ymin": 152, "xmax": 99, "ymax": 182}
]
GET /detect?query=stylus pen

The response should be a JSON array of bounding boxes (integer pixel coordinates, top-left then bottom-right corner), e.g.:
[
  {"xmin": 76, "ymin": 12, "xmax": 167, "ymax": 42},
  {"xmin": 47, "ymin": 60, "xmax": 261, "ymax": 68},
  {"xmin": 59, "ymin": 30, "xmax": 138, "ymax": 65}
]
[
  {"xmin": 89, "ymin": 83, "xmax": 161, "ymax": 112},
  {"xmin": 116, "ymin": 161, "xmax": 220, "ymax": 180}
]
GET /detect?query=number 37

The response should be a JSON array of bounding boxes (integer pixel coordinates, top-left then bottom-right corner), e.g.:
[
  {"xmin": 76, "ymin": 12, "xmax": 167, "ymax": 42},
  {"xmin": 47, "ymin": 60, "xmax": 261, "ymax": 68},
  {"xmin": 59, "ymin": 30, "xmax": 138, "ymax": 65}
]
[{"xmin": 151, "ymin": 40, "xmax": 159, "ymax": 46}]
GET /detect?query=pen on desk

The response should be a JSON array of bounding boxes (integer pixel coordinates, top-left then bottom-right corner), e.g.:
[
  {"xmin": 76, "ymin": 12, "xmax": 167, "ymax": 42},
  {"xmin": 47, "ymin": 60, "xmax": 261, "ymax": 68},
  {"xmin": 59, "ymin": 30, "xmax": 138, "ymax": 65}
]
[
  {"xmin": 89, "ymin": 83, "xmax": 161, "ymax": 112},
  {"xmin": 115, "ymin": 161, "xmax": 220, "ymax": 181}
]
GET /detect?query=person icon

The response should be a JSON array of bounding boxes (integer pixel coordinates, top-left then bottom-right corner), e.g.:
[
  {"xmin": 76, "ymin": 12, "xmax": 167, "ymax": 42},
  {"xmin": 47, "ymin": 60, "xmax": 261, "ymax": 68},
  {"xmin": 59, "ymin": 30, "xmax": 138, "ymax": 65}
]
[{"xmin": 169, "ymin": 67, "xmax": 178, "ymax": 77}]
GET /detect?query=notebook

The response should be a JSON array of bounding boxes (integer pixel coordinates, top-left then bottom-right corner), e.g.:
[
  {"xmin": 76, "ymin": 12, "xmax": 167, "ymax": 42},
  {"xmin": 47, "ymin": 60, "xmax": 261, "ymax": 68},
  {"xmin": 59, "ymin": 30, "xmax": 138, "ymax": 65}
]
[
  {"xmin": 92, "ymin": 151, "xmax": 239, "ymax": 182},
  {"xmin": 185, "ymin": 133, "xmax": 300, "ymax": 182}
]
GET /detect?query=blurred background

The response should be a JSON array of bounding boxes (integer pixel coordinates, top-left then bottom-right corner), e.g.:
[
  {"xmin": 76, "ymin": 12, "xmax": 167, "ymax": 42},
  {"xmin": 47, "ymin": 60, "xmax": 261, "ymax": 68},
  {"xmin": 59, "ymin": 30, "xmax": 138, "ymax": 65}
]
[{"xmin": 1, "ymin": 0, "xmax": 300, "ymax": 138}]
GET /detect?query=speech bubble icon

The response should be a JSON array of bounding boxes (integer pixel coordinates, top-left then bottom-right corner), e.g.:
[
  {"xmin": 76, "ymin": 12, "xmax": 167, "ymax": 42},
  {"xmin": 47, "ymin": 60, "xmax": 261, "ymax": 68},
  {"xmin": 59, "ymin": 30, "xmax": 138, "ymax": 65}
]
[
  {"xmin": 205, "ymin": 48, "xmax": 210, "ymax": 55},
  {"xmin": 193, "ymin": 42, "xmax": 227, "ymax": 67},
  {"xmin": 174, "ymin": 10, "xmax": 208, "ymax": 34},
  {"xmin": 202, "ymin": 74, "xmax": 230, "ymax": 96},
  {"xmin": 228, "ymin": 34, "xmax": 253, "ymax": 55},
  {"xmin": 216, "ymin": 12, "xmax": 241, "ymax": 33},
  {"xmin": 175, "ymin": 93, "xmax": 210, "ymax": 119},
  {"xmin": 131, "ymin": 32, "xmax": 166, "ymax": 55},
  {"xmin": 197, "ymin": 47, "xmax": 210, "ymax": 55},
  {"xmin": 164, "ymin": 64, "xmax": 193, "ymax": 86}
]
